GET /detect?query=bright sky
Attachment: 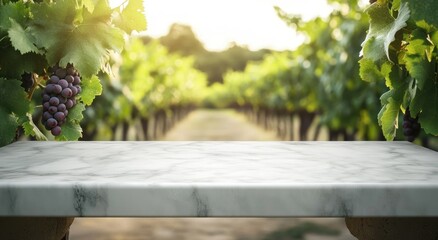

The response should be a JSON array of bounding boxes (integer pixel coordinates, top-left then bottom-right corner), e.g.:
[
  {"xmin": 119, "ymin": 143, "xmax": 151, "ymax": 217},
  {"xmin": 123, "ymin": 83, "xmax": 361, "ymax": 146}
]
[{"xmin": 142, "ymin": 0, "xmax": 334, "ymax": 51}]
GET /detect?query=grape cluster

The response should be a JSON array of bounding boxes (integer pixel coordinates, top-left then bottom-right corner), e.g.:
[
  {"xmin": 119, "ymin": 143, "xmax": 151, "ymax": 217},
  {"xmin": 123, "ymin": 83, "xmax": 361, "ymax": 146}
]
[
  {"xmin": 42, "ymin": 64, "xmax": 81, "ymax": 136},
  {"xmin": 21, "ymin": 72, "xmax": 34, "ymax": 91},
  {"xmin": 403, "ymin": 108, "xmax": 421, "ymax": 142}
]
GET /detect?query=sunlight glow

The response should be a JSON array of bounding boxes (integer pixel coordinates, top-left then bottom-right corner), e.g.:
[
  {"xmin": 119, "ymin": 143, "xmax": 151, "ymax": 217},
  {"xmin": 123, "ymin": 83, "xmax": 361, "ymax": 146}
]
[
  {"xmin": 113, "ymin": 0, "xmax": 335, "ymax": 51},
  {"xmin": 144, "ymin": 0, "xmax": 334, "ymax": 51}
]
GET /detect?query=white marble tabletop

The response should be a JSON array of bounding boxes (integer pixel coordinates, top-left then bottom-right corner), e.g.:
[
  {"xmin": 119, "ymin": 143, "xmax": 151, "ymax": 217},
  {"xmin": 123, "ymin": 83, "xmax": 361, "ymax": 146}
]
[{"xmin": 0, "ymin": 141, "xmax": 437, "ymax": 217}]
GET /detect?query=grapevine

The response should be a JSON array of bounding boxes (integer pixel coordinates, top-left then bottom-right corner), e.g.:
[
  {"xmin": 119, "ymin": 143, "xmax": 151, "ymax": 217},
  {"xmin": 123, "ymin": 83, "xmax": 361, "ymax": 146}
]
[
  {"xmin": 360, "ymin": 0, "xmax": 438, "ymax": 140},
  {"xmin": 403, "ymin": 108, "xmax": 421, "ymax": 142},
  {"xmin": 0, "ymin": 0, "xmax": 147, "ymax": 146}
]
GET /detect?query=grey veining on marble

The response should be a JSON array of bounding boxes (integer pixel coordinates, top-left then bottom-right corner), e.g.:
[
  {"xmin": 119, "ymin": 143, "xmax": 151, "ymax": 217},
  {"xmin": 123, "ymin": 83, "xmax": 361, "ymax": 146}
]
[{"xmin": 0, "ymin": 141, "xmax": 437, "ymax": 217}]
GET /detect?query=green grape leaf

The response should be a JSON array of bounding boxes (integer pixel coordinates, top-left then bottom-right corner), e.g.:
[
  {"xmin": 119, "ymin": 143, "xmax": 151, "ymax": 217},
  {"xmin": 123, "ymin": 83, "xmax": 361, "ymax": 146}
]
[
  {"xmin": 30, "ymin": 0, "xmax": 124, "ymax": 77},
  {"xmin": 362, "ymin": 2, "xmax": 410, "ymax": 61},
  {"xmin": 30, "ymin": 0, "xmax": 77, "ymax": 27},
  {"xmin": 359, "ymin": 58, "xmax": 383, "ymax": 82},
  {"xmin": 52, "ymin": 23, "xmax": 125, "ymax": 77},
  {"xmin": 8, "ymin": 19, "xmax": 41, "ymax": 54},
  {"xmin": 114, "ymin": 0, "xmax": 147, "ymax": 33},
  {"xmin": 82, "ymin": 0, "xmax": 112, "ymax": 24},
  {"xmin": 391, "ymin": 0, "xmax": 401, "ymax": 11},
  {"xmin": 68, "ymin": 102, "xmax": 86, "ymax": 122},
  {"xmin": 55, "ymin": 121, "xmax": 82, "ymax": 141},
  {"xmin": 0, "ymin": 2, "xmax": 27, "ymax": 31},
  {"xmin": 22, "ymin": 113, "xmax": 47, "ymax": 141},
  {"xmin": 431, "ymin": 31, "xmax": 438, "ymax": 47},
  {"xmin": 28, "ymin": 0, "xmax": 77, "ymax": 50},
  {"xmin": 79, "ymin": 75, "xmax": 102, "ymax": 106},
  {"xmin": 418, "ymin": 82, "xmax": 438, "ymax": 135},
  {"xmin": 377, "ymin": 63, "xmax": 409, "ymax": 140},
  {"xmin": 0, "ymin": 78, "xmax": 29, "ymax": 117},
  {"xmin": 402, "ymin": 0, "xmax": 438, "ymax": 29},
  {"xmin": 82, "ymin": 0, "xmax": 96, "ymax": 12},
  {"xmin": 410, "ymin": 78, "xmax": 438, "ymax": 135},
  {"xmin": 0, "ymin": 78, "xmax": 29, "ymax": 146},
  {"xmin": 380, "ymin": 61, "xmax": 404, "ymax": 88},
  {"xmin": 0, "ymin": 46, "xmax": 47, "ymax": 79},
  {"xmin": 55, "ymin": 103, "xmax": 85, "ymax": 141},
  {"xmin": 0, "ymin": 108, "xmax": 18, "ymax": 147},
  {"xmin": 379, "ymin": 96, "xmax": 401, "ymax": 140},
  {"xmin": 404, "ymin": 29, "xmax": 434, "ymax": 90}
]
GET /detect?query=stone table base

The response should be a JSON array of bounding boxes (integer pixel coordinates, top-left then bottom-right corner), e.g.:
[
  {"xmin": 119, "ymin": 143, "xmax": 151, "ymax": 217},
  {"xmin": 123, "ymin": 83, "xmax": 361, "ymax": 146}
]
[
  {"xmin": 0, "ymin": 217, "xmax": 74, "ymax": 240},
  {"xmin": 345, "ymin": 217, "xmax": 438, "ymax": 240}
]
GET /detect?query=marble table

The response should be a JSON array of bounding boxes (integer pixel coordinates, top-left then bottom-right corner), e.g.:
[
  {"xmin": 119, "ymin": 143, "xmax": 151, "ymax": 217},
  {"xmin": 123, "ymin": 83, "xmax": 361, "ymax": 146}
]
[{"xmin": 1, "ymin": 141, "xmax": 437, "ymax": 218}]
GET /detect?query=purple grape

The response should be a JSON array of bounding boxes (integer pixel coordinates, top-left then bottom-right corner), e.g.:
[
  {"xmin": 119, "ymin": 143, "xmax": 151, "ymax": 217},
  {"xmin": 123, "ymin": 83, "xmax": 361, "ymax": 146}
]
[
  {"xmin": 403, "ymin": 128, "xmax": 413, "ymax": 136},
  {"xmin": 76, "ymin": 85, "xmax": 81, "ymax": 94},
  {"xmin": 65, "ymin": 75, "xmax": 74, "ymax": 83},
  {"xmin": 53, "ymin": 84, "xmax": 62, "ymax": 94},
  {"xmin": 73, "ymin": 76, "xmax": 81, "ymax": 85},
  {"xmin": 50, "ymin": 75, "xmax": 60, "ymax": 84},
  {"xmin": 43, "ymin": 102, "xmax": 50, "ymax": 111},
  {"xmin": 45, "ymin": 84, "xmax": 55, "ymax": 93},
  {"xmin": 46, "ymin": 118, "xmax": 58, "ymax": 128},
  {"xmin": 54, "ymin": 112, "xmax": 65, "ymax": 122},
  {"xmin": 48, "ymin": 106, "xmax": 58, "ymax": 114},
  {"xmin": 20, "ymin": 72, "xmax": 34, "ymax": 91},
  {"xmin": 49, "ymin": 97, "xmax": 59, "ymax": 106},
  {"xmin": 61, "ymin": 88, "xmax": 72, "ymax": 98},
  {"xmin": 412, "ymin": 122, "xmax": 420, "ymax": 130},
  {"xmin": 58, "ymin": 96, "xmax": 67, "ymax": 103},
  {"xmin": 70, "ymin": 86, "xmax": 78, "ymax": 96},
  {"xmin": 51, "ymin": 126, "xmax": 62, "ymax": 136},
  {"xmin": 43, "ymin": 111, "xmax": 52, "ymax": 121},
  {"xmin": 58, "ymin": 79, "xmax": 68, "ymax": 89},
  {"xmin": 66, "ymin": 100, "xmax": 73, "ymax": 109},
  {"xmin": 43, "ymin": 94, "xmax": 50, "ymax": 102},
  {"xmin": 58, "ymin": 103, "xmax": 66, "ymax": 112},
  {"xmin": 403, "ymin": 107, "xmax": 421, "ymax": 142}
]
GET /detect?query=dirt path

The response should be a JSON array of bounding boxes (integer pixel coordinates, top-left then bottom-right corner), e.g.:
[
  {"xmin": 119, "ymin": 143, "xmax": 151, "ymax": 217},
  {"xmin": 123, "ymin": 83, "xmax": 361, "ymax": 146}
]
[
  {"xmin": 162, "ymin": 109, "xmax": 279, "ymax": 140},
  {"xmin": 70, "ymin": 109, "xmax": 354, "ymax": 240}
]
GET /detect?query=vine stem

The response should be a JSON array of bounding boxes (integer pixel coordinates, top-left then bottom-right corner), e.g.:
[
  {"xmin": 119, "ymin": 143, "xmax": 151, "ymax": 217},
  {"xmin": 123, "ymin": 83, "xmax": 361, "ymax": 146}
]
[{"xmin": 27, "ymin": 73, "xmax": 45, "ymax": 101}]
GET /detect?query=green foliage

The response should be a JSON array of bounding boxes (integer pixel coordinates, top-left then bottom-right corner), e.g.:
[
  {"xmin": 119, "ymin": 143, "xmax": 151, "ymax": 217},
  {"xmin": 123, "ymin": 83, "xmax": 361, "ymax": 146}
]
[
  {"xmin": 56, "ymin": 103, "xmax": 86, "ymax": 141},
  {"xmin": 114, "ymin": 0, "xmax": 148, "ymax": 33},
  {"xmin": 0, "ymin": 0, "xmax": 147, "ymax": 146},
  {"xmin": 81, "ymin": 38, "xmax": 208, "ymax": 140},
  {"xmin": 29, "ymin": 0, "xmax": 127, "ymax": 77},
  {"xmin": 80, "ymin": 75, "xmax": 103, "ymax": 106},
  {"xmin": 156, "ymin": 23, "xmax": 270, "ymax": 85},
  {"xmin": 8, "ymin": 18, "xmax": 40, "ymax": 54},
  {"xmin": 0, "ymin": 78, "xmax": 29, "ymax": 145},
  {"xmin": 210, "ymin": 2, "xmax": 384, "ymax": 140},
  {"xmin": 361, "ymin": 2, "xmax": 410, "ymax": 61},
  {"xmin": 403, "ymin": 0, "xmax": 438, "ymax": 28},
  {"xmin": 360, "ymin": 0, "xmax": 438, "ymax": 139},
  {"xmin": 22, "ymin": 113, "xmax": 47, "ymax": 141}
]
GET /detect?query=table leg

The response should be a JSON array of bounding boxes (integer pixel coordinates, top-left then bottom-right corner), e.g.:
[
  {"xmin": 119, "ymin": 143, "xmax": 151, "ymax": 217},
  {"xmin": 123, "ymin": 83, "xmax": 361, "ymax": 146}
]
[
  {"xmin": 0, "ymin": 217, "xmax": 74, "ymax": 240},
  {"xmin": 345, "ymin": 217, "xmax": 438, "ymax": 240},
  {"xmin": 61, "ymin": 230, "xmax": 70, "ymax": 240}
]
